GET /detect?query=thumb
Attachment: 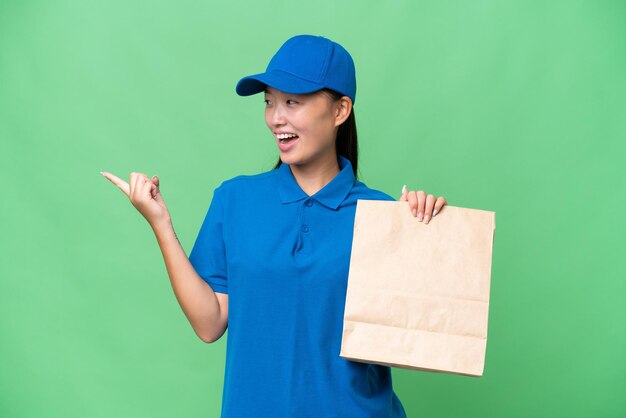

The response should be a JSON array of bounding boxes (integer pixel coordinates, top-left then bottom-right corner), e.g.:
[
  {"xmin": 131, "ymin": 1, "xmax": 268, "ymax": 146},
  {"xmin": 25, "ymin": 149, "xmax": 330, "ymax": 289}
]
[{"xmin": 399, "ymin": 184, "xmax": 408, "ymax": 201}]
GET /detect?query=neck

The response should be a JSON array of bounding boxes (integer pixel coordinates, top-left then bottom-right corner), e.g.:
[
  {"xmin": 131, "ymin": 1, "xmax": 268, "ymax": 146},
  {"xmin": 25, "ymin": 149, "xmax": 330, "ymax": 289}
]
[{"xmin": 288, "ymin": 152, "xmax": 341, "ymax": 197}]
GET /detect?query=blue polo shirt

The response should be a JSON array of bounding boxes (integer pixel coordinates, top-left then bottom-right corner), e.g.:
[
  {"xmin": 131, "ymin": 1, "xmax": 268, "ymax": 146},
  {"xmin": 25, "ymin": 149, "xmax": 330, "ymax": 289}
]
[{"xmin": 188, "ymin": 154, "xmax": 407, "ymax": 418}]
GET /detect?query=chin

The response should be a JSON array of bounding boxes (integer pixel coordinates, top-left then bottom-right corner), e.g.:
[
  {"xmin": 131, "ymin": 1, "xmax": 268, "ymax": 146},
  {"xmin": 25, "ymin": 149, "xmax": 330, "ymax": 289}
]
[
  {"xmin": 279, "ymin": 154, "xmax": 296, "ymax": 164},
  {"xmin": 279, "ymin": 154, "xmax": 305, "ymax": 166}
]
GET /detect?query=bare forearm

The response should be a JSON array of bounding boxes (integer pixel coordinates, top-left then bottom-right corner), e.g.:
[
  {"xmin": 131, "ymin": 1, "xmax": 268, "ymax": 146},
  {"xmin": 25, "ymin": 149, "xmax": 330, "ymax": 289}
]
[{"xmin": 150, "ymin": 218, "xmax": 225, "ymax": 342}]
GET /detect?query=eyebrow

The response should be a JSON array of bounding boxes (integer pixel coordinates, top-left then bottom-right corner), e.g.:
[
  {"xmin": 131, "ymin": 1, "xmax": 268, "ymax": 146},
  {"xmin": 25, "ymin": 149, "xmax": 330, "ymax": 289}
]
[{"xmin": 264, "ymin": 88, "xmax": 271, "ymax": 94}]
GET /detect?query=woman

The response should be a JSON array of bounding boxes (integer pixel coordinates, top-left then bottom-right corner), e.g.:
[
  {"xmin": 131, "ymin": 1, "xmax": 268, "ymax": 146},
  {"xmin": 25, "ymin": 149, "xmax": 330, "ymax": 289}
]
[{"xmin": 102, "ymin": 34, "xmax": 447, "ymax": 418}]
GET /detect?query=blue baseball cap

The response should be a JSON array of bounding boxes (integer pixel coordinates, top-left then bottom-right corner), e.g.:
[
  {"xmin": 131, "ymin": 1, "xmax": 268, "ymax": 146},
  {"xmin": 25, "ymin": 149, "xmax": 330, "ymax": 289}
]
[{"xmin": 235, "ymin": 34, "xmax": 357, "ymax": 105}]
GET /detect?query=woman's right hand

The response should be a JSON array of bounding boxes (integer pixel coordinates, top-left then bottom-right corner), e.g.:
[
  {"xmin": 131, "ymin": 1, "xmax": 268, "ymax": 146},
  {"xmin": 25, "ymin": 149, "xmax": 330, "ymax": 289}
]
[{"xmin": 101, "ymin": 171, "xmax": 171, "ymax": 228}]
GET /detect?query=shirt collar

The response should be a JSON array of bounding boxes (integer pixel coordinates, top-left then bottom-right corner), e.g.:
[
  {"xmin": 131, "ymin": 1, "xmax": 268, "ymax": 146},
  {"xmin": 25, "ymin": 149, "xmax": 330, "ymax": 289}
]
[{"xmin": 277, "ymin": 154, "xmax": 355, "ymax": 210}]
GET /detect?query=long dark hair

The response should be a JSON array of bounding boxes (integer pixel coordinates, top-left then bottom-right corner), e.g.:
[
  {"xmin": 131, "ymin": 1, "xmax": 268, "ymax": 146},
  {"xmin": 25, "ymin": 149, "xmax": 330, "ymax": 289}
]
[{"xmin": 272, "ymin": 88, "xmax": 359, "ymax": 180}]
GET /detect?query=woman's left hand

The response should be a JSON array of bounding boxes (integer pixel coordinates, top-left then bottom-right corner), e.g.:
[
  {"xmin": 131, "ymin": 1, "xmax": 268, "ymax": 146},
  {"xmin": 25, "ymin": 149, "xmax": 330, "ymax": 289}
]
[{"xmin": 399, "ymin": 185, "xmax": 447, "ymax": 224}]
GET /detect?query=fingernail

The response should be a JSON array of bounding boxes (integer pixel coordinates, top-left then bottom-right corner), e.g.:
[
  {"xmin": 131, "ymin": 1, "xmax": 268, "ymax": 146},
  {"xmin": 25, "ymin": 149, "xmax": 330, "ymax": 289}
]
[
  {"xmin": 402, "ymin": 184, "xmax": 407, "ymax": 194},
  {"xmin": 100, "ymin": 171, "xmax": 105, "ymax": 176},
  {"xmin": 424, "ymin": 215, "xmax": 430, "ymax": 224},
  {"xmin": 412, "ymin": 208, "xmax": 417, "ymax": 217},
  {"xmin": 433, "ymin": 209, "xmax": 438, "ymax": 217},
  {"xmin": 418, "ymin": 212, "xmax": 423, "ymax": 221}
]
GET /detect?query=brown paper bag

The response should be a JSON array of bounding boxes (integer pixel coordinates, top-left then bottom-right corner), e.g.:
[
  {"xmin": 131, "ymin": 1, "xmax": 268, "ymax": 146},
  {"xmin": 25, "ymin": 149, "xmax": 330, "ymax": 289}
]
[{"xmin": 340, "ymin": 200, "xmax": 496, "ymax": 377}]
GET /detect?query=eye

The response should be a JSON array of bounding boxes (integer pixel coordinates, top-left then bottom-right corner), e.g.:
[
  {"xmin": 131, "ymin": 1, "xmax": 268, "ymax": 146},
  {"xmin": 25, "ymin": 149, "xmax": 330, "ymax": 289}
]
[
  {"xmin": 287, "ymin": 99, "xmax": 297, "ymax": 104},
  {"xmin": 264, "ymin": 99, "xmax": 271, "ymax": 105}
]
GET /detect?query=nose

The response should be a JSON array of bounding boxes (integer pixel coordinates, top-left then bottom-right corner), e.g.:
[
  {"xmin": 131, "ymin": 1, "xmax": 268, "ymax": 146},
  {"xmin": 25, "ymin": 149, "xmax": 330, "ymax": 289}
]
[{"xmin": 268, "ymin": 103, "xmax": 287, "ymax": 127}]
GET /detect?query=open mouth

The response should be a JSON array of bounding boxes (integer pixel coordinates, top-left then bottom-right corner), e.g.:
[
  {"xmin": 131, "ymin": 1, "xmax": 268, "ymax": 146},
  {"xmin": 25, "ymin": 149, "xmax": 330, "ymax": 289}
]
[{"xmin": 276, "ymin": 133, "xmax": 299, "ymax": 144}]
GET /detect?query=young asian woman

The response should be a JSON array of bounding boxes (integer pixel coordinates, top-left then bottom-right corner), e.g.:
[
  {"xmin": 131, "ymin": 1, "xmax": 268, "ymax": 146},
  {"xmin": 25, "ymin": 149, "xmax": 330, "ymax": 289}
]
[{"xmin": 101, "ymin": 34, "xmax": 447, "ymax": 418}]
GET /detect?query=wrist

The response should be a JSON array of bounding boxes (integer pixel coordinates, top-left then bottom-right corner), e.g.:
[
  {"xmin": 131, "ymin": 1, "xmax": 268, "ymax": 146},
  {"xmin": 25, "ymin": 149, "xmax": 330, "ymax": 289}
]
[{"xmin": 150, "ymin": 216, "xmax": 173, "ymax": 235}]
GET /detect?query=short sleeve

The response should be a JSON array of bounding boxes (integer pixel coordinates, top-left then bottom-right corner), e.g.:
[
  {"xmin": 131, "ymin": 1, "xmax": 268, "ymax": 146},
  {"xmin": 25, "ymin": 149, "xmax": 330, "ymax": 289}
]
[
  {"xmin": 364, "ymin": 189, "xmax": 396, "ymax": 202},
  {"xmin": 377, "ymin": 191, "xmax": 396, "ymax": 201},
  {"xmin": 188, "ymin": 184, "xmax": 228, "ymax": 294}
]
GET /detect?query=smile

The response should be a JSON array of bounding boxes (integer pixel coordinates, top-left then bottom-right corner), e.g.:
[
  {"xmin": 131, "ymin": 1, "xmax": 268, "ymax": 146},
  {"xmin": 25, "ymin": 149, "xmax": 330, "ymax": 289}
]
[
  {"xmin": 276, "ymin": 134, "xmax": 300, "ymax": 151},
  {"xmin": 275, "ymin": 132, "xmax": 299, "ymax": 142}
]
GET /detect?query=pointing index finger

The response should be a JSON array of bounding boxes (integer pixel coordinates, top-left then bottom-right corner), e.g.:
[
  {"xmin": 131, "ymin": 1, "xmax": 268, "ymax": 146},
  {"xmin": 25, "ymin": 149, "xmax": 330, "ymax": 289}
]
[{"xmin": 101, "ymin": 171, "xmax": 130, "ymax": 197}]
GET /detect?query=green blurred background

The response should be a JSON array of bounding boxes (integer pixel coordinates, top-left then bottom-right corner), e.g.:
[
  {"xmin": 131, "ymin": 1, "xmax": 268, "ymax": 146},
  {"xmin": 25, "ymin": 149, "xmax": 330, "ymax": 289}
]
[{"xmin": 1, "ymin": 0, "xmax": 624, "ymax": 417}]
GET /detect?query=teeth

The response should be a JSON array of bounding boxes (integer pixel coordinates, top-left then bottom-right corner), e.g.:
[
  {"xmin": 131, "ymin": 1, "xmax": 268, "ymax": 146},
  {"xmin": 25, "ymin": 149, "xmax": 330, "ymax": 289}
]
[{"xmin": 277, "ymin": 133, "xmax": 297, "ymax": 139}]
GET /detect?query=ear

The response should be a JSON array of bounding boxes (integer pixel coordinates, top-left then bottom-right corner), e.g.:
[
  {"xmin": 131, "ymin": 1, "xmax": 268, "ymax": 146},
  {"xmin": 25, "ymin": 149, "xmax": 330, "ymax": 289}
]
[{"xmin": 334, "ymin": 96, "xmax": 352, "ymax": 127}]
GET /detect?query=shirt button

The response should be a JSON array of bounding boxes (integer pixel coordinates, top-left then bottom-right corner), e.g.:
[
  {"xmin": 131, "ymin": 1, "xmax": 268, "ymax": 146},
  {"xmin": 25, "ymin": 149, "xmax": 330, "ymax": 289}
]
[
  {"xmin": 302, "ymin": 225, "xmax": 309, "ymax": 233},
  {"xmin": 305, "ymin": 200, "xmax": 313, "ymax": 207}
]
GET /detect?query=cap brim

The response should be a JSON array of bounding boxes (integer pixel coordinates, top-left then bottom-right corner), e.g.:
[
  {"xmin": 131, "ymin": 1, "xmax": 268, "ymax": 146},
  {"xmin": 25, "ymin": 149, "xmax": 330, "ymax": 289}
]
[{"xmin": 235, "ymin": 70, "xmax": 324, "ymax": 97}]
